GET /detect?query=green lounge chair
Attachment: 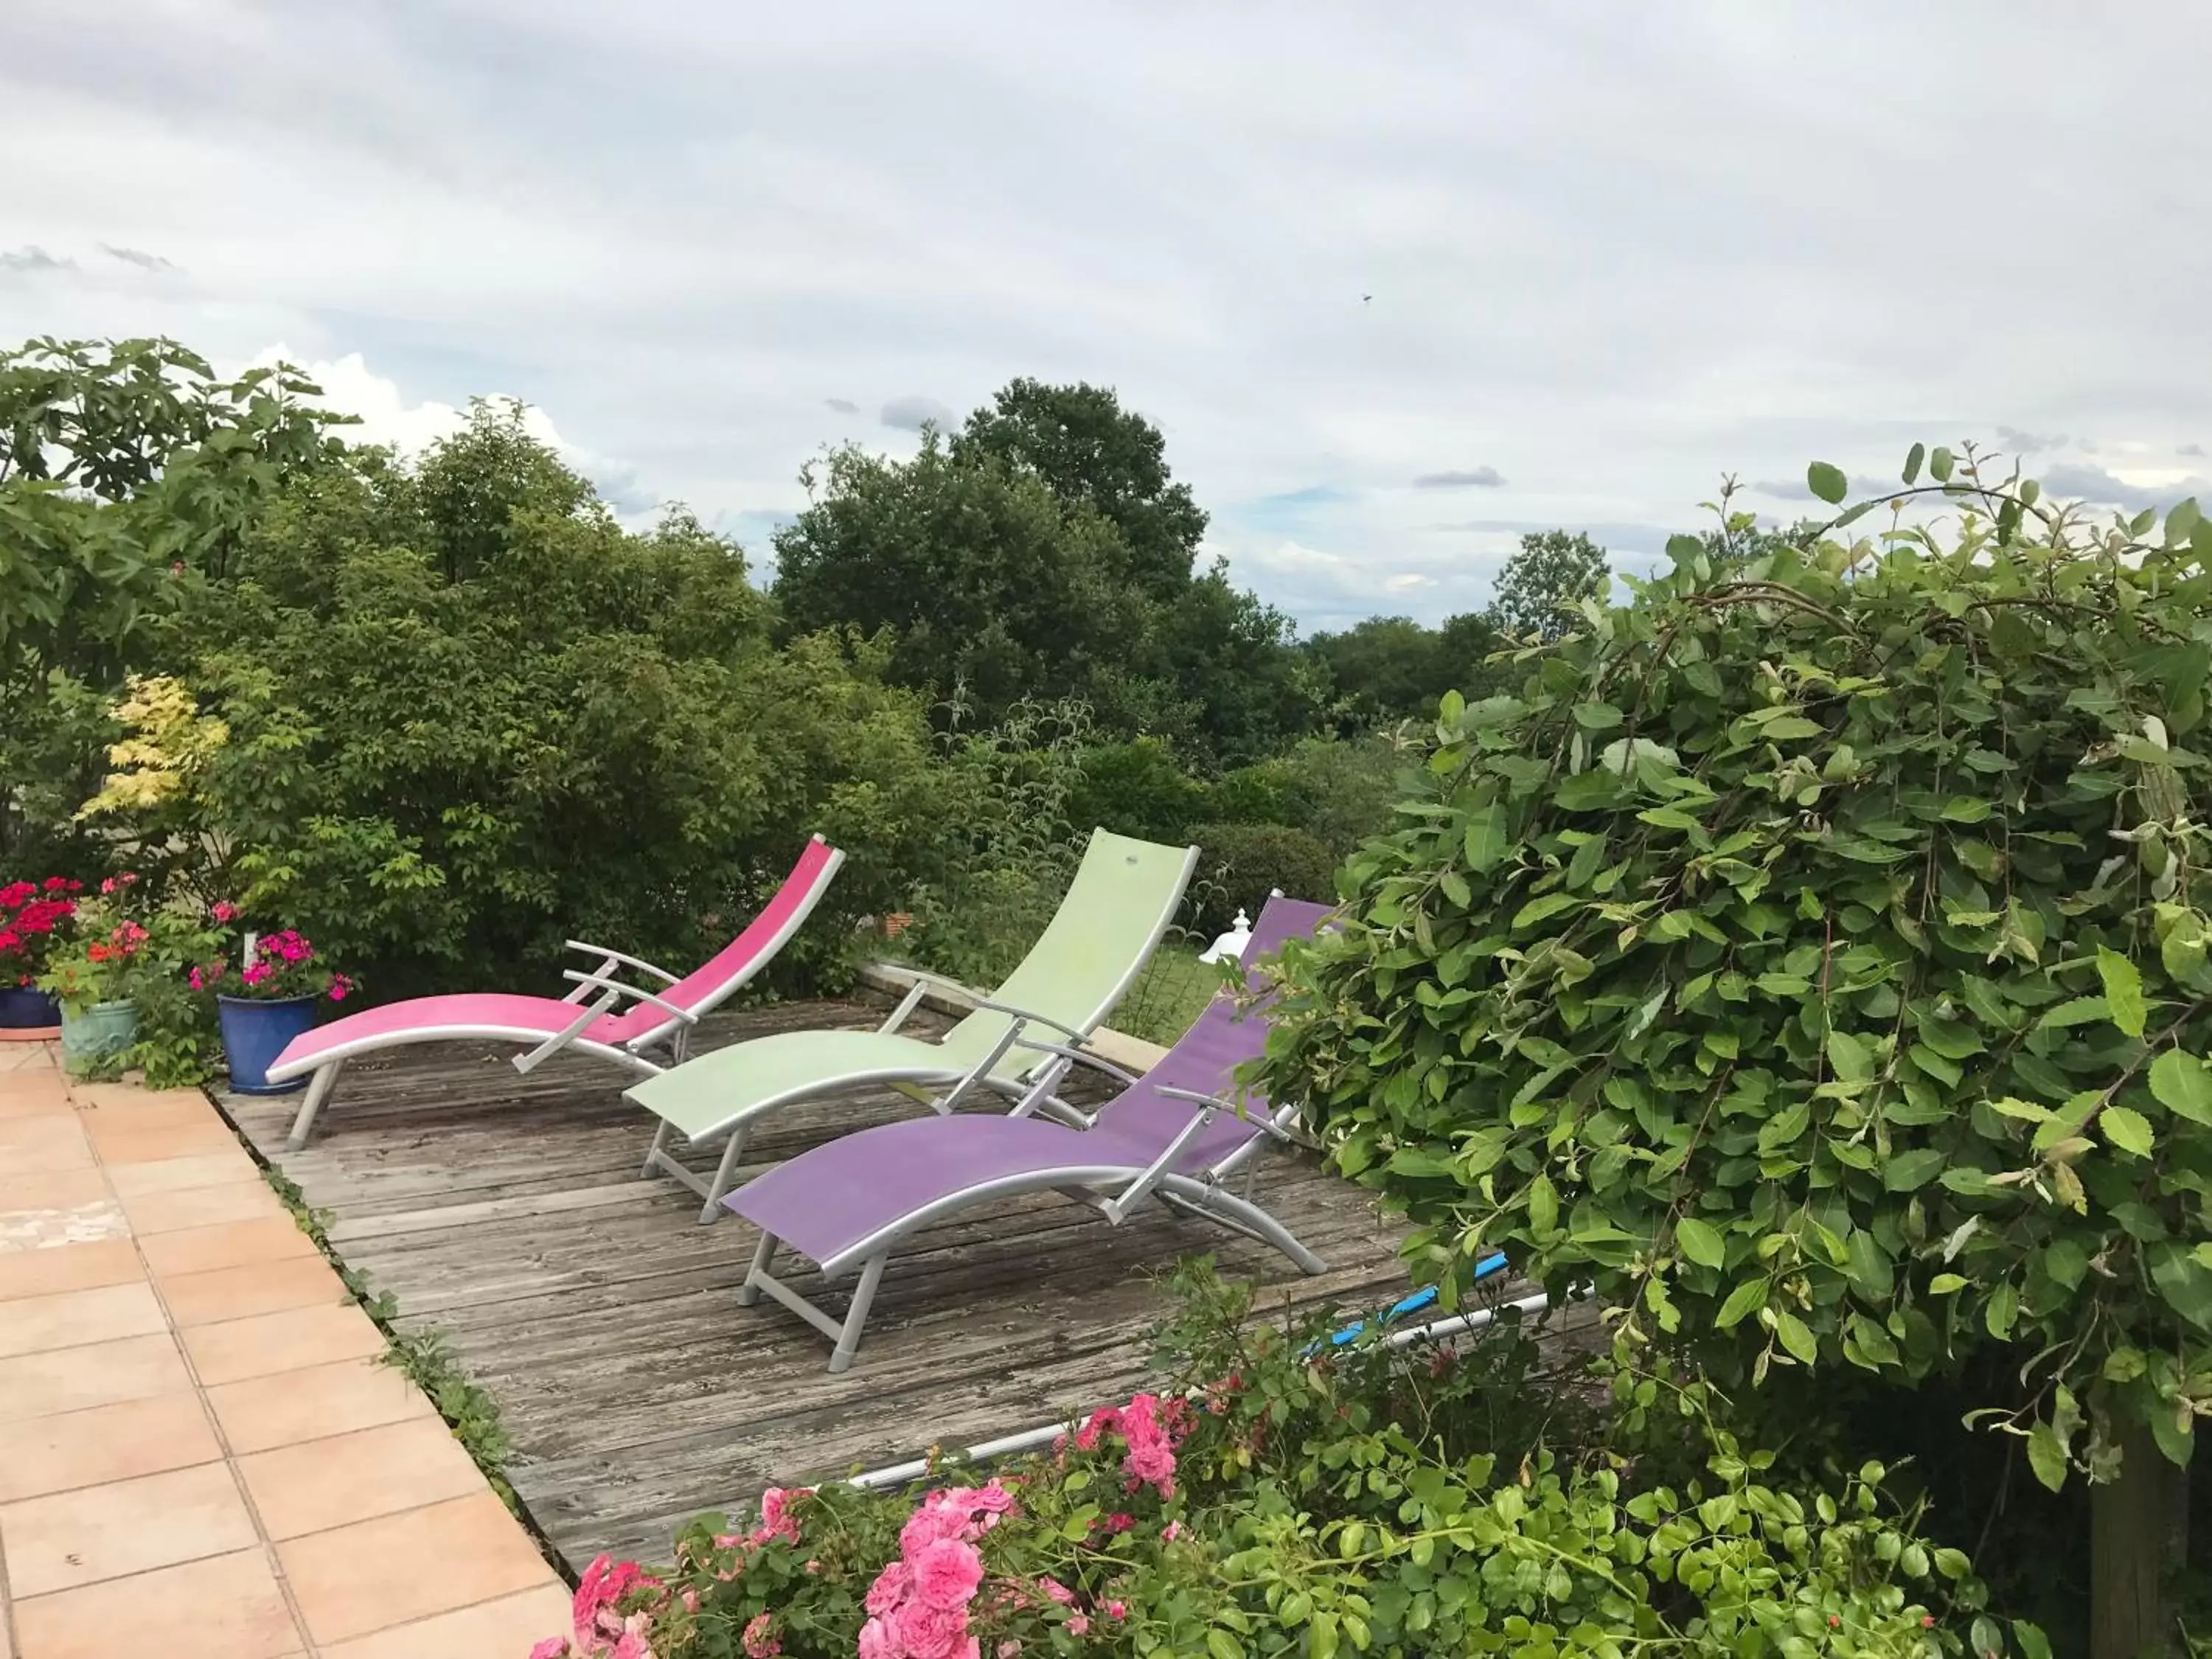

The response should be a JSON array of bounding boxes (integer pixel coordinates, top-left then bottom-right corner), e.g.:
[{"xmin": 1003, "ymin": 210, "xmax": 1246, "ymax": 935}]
[{"xmin": 625, "ymin": 828, "xmax": 1200, "ymax": 1221}]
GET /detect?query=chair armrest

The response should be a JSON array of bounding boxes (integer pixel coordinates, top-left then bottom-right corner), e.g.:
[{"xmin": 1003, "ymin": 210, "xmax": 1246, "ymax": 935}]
[
  {"xmin": 558, "ymin": 970, "xmax": 699, "ymax": 1026},
  {"xmin": 1155, "ymin": 1085, "xmax": 1301, "ymax": 1144},
  {"xmin": 873, "ymin": 967, "xmax": 1092, "ymax": 1044},
  {"xmin": 1007, "ymin": 1035, "xmax": 1144, "ymax": 1093},
  {"xmin": 564, "ymin": 939, "xmax": 682, "ymax": 986}
]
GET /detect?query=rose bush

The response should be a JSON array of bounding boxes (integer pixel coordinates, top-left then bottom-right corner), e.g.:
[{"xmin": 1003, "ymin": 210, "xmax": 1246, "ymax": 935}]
[{"xmin": 529, "ymin": 1265, "xmax": 2048, "ymax": 1659}]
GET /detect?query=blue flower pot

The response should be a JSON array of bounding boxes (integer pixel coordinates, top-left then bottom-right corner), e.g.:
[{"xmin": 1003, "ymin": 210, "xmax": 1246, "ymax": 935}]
[
  {"xmin": 218, "ymin": 993, "xmax": 321, "ymax": 1094},
  {"xmin": 0, "ymin": 986, "xmax": 61, "ymax": 1037}
]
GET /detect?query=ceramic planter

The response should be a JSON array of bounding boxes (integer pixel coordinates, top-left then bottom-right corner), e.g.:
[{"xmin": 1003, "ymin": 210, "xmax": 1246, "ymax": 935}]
[
  {"xmin": 218, "ymin": 993, "xmax": 321, "ymax": 1094},
  {"xmin": 60, "ymin": 999, "xmax": 139, "ymax": 1074}
]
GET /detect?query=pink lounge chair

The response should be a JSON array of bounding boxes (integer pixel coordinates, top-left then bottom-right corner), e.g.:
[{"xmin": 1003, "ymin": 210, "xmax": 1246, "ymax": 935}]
[{"xmin": 264, "ymin": 835, "xmax": 845, "ymax": 1150}]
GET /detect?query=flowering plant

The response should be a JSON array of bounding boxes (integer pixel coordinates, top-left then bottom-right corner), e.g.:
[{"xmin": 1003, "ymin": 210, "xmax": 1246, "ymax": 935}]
[
  {"xmin": 36, "ymin": 900, "xmax": 153, "ymax": 1012},
  {"xmin": 190, "ymin": 924, "xmax": 356, "ymax": 1003},
  {"xmin": 0, "ymin": 877, "xmax": 84, "ymax": 987},
  {"xmin": 526, "ymin": 1264, "xmax": 2030, "ymax": 1659}
]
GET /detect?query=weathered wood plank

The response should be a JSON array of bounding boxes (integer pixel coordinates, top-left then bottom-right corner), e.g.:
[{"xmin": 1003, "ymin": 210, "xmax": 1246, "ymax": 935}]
[{"xmin": 222, "ymin": 994, "xmax": 1416, "ymax": 1575}]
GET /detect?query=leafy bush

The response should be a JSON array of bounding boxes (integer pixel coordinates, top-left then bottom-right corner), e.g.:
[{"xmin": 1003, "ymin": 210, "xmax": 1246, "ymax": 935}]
[
  {"xmin": 1253, "ymin": 455, "xmax": 2212, "ymax": 1653},
  {"xmin": 529, "ymin": 1265, "xmax": 2036, "ymax": 1659},
  {"xmin": 1186, "ymin": 821, "xmax": 1336, "ymax": 937},
  {"xmin": 1068, "ymin": 739, "xmax": 1208, "ymax": 847},
  {"xmin": 896, "ymin": 700, "xmax": 1094, "ymax": 990},
  {"xmin": 58, "ymin": 408, "xmax": 967, "ymax": 1000},
  {"xmin": 1206, "ymin": 736, "xmax": 1405, "ymax": 857}
]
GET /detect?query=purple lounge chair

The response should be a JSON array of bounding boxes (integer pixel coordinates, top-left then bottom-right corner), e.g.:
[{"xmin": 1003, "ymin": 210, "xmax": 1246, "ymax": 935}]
[
  {"xmin": 264, "ymin": 835, "xmax": 846, "ymax": 1149},
  {"xmin": 726, "ymin": 895, "xmax": 1334, "ymax": 1371}
]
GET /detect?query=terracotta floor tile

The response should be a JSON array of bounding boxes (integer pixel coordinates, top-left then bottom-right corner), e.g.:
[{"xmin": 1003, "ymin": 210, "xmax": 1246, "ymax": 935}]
[
  {"xmin": 161, "ymin": 1256, "xmax": 346, "ymax": 1328},
  {"xmin": 237, "ymin": 1415, "xmax": 486, "ymax": 1539},
  {"xmin": 141, "ymin": 1214, "xmax": 318, "ymax": 1278},
  {"xmin": 10, "ymin": 1547, "xmax": 304, "ymax": 1659},
  {"xmin": 0, "ymin": 1461, "xmax": 258, "ymax": 1596},
  {"xmin": 0, "ymin": 1042, "xmax": 58, "ymax": 1072},
  {"xmin": 0, "ymin": 1169, "xmax": 108, "ymax": 1217},
  {"xmin": 0, "ymin": 1332, "xmax": 189, "ymax": 1423},
  {"xmin": 65, "ymin": 1084, "xmax": 215, "ymax": 1115},
  {"xmin": 206, "ymin": 1354, "xmax": 435, "ymax": 1453},
  {"xmin": 279, "ymin": 1492, "xmax": 554, "ymax": 1646},
  {"xmin": 0, "ymin": 1391, "xmax": 222, "ymax": 1502},
  {"xmin": 182, "ymin": 1300, "xmax": 386, "ymax": 1386},
  {"xmin": 73, "ymin": 1093, "xmax": 209, "ymax": 1130},
  {"xmin": 320, "ymin": 1582, "xmax": 574, "ymax": 1659},
  {"xmin": 104, "ymin": 1147, "xmax": 260, "ymax": 1199},
  {"xmin": 0, "ymin": 1239, "xmax": 142, "ymax": 1304},
  {"xmin": 119, "ymin": 1179, "xmax": 285, "ymax": 1236},
  {"xmin": 83, "ymin": 1118, "xmax": 240, "ymax": 1166},
  {"xmin": 0, "ymin": 1281, "xmax": 167, "ymax": 1358},
  {"xmin": 0, "ymin": 1071, "xmax": 68, "ymax": 1117},
  {"xmin": 0, "ymin": 1118, "xmax": 89, "ymax": 1175}
]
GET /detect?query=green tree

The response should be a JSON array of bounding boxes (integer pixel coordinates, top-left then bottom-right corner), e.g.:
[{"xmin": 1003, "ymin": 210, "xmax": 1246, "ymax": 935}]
[
  {"xmin": 1256, "ymin": 453, "xmax": 2212, "ymax": 1659},
  {"xmin": 773, "ymin": 432, "xmax": 1150, "ymax": 717},
  {"xmin": 953, "ymin": 378, "xmax": 1206, "ymax": 598},
  {"xmin": 1488, "ymin": 529, "xmax": 1610, "ymax": 641},
  {"xmin": 0, "ymin": 337, "xmax": 344, "ymax": 872},
  {"xmin": 78, "ymin": 406, "xmax": 959, "ymax": 996}
]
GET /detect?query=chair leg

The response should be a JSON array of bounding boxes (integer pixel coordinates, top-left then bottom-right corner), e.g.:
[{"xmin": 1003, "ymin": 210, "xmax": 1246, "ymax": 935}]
[
  {"xmin": 738, "ymin": 1231, "xmax": 777, "ymax": 1306},
  {"xmin": 285, "ymin": 1060, "xmax": 345, "ymax": 1151},
  {"xmin": 1164, "ymin": 1178, "xmax": 1327, "ymax": 1275},
  {"xmin": 829, "ymin": 1254, "xmax": 888, "ymax": 1374},
  {"xmin": 642, "ymin": 1119, "xmax": 672, "ymax": 1179},
  {"xmin": 697, "ymin": 1127, "xmax": 748, "ymax": 1225}
]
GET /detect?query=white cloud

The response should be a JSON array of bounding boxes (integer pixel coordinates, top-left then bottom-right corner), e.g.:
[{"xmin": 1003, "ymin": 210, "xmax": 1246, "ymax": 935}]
[
  {"xmin": 3, "ymin": 1, "xmax": 2209, "ymax": 624},
  {"xmin": 246, "ymin": 346, "xmax": 660, "ymax": 517}
]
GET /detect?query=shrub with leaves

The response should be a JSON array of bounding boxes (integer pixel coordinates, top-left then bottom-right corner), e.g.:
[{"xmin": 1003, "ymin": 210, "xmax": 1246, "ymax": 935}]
[
  {"xmin": 1251, "ymin": 453, "xmax": 2212, "ymax": 1652},
  {"xmin": 529, "ymin": 1264, "xmax": 2026, "ymax": 1659}
]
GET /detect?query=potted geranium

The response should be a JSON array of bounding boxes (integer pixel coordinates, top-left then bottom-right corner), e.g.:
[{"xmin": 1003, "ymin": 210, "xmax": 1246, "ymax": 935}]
[
  {"xmin": 193, "ymin": 922, "xmax": 357, "ymax": 1094},
  {"xmin": 38, "ymin": 895, "xmax": 151, "ymax": 1076},
  {"xmin": 0, "ymin": 877, "xmax": 85, "ymax": 1039}
]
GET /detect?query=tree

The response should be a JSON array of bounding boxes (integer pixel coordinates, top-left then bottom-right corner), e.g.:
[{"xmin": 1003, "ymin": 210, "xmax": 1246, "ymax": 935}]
[
  {"xmin": 772, "ymin": 433, "xmax": 1150, "ymax": 717},
  {"xmin": 0, "ymin": 338, "xmax": 345, "ymax": 872},
  {"xmin": 1307, "ymin": 612, "xmax": 1509, "ymax": 732},
  {"xmin": 1256, "ymin": 452, "xmax": 2212, "ymax": 1659},
  {"xmin": 953, "ymin": 378, "xmax": 1206, "ymax": 598},
  {"xmin": 772, "ymin": 406, "xmax": 1314, "ymax": 765},
  {"xmin": 1488, "ymin": 529, "xmax": 1610, "ymax": 641}
]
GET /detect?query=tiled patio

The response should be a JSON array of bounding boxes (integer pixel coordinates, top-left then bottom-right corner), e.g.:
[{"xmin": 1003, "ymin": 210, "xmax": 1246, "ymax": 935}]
[{"xmin": 0, "ymin": 1040, "xmax": 569, "ymax": 1659}]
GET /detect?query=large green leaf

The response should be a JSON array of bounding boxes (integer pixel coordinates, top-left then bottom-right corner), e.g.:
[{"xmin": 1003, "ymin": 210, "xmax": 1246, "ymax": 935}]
[
  {"xmin": 2150, "ymin": 1048, "xmax": 2212, "ymax": 1124},
  {"xmin": 1675, "ymin": 1216, "xmax": 1725, "ymax": 1270},
  {"xmin": 2097, "ymin": 945, "xmax": 2146, "ymax": 1038},
  {"xmin": 1806, "ymin": 462, "xmax": 1849, "ymax": 505},
  {"xmin": 1462, "ymin": 803, "xmax": 1510, "ymax": 874}
]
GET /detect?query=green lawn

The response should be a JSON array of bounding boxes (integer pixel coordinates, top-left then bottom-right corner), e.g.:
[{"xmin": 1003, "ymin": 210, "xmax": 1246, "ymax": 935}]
[{"xmin": 1107, "ymin": 942, "xmax": 1234, "ymax": 1048}]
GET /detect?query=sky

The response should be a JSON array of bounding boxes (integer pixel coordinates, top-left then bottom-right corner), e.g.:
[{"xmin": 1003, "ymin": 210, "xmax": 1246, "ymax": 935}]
[{"xmin": 4, "ymin": 2, "xmax": 2208, "ymax": 633}]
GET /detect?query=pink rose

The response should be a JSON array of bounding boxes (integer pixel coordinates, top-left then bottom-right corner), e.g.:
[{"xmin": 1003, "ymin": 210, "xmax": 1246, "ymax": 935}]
[
  {"xmin": 1036, "ymin": 1578, "xmax": 1075, "ymax": 1604},
  {"xmin": 742, "ymin": 1613, "xmax": 782, "ymax": 1658},
  {"xmin": 1105, "ymin": 1601, "xmax": 1127, "ymax": 1620},
  {"xmin": 859, "ymin": 1617, "xmax": 899, "ymax": 1659},
  {"xmin": 865, "ymin": 1560, "xmax": 911, "ymax": 1617},
  {"xmin": 910, "ymin": 1537, "xmax": 984, "ymax": 1611},
  {"xmin": 895, "ymin": 1601, "xmax": 970, "ymax": 1659},
  {"xmin": 900, "ymin": 1502, "xmax": 967, "ymax": 1557},
  {"xmin": 529, "ymin": 1642, "xmax": 569, "ymax": 1659},
  {"xmin": 1065, "ymin": 1614, "xmax": 1090, "ymax": 1638}
]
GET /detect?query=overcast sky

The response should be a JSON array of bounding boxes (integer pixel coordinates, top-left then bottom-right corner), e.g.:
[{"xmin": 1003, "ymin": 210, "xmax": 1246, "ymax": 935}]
[{"xmin": 4, "ymin": 3, "xmax": 2208, "ymax": 631}]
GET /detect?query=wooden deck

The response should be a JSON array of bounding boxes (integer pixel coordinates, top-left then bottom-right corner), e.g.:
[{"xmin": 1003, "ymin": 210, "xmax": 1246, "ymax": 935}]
[{"xmin": 219, "ymin": 995, "xmax": 1412, "ymax": 1573}]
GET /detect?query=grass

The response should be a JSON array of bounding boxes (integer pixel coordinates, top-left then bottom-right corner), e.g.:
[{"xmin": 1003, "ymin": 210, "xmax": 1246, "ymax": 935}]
[{"xmin": 1107, "ymin": 941, "xmax": 1234, "ymax": 1048}]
